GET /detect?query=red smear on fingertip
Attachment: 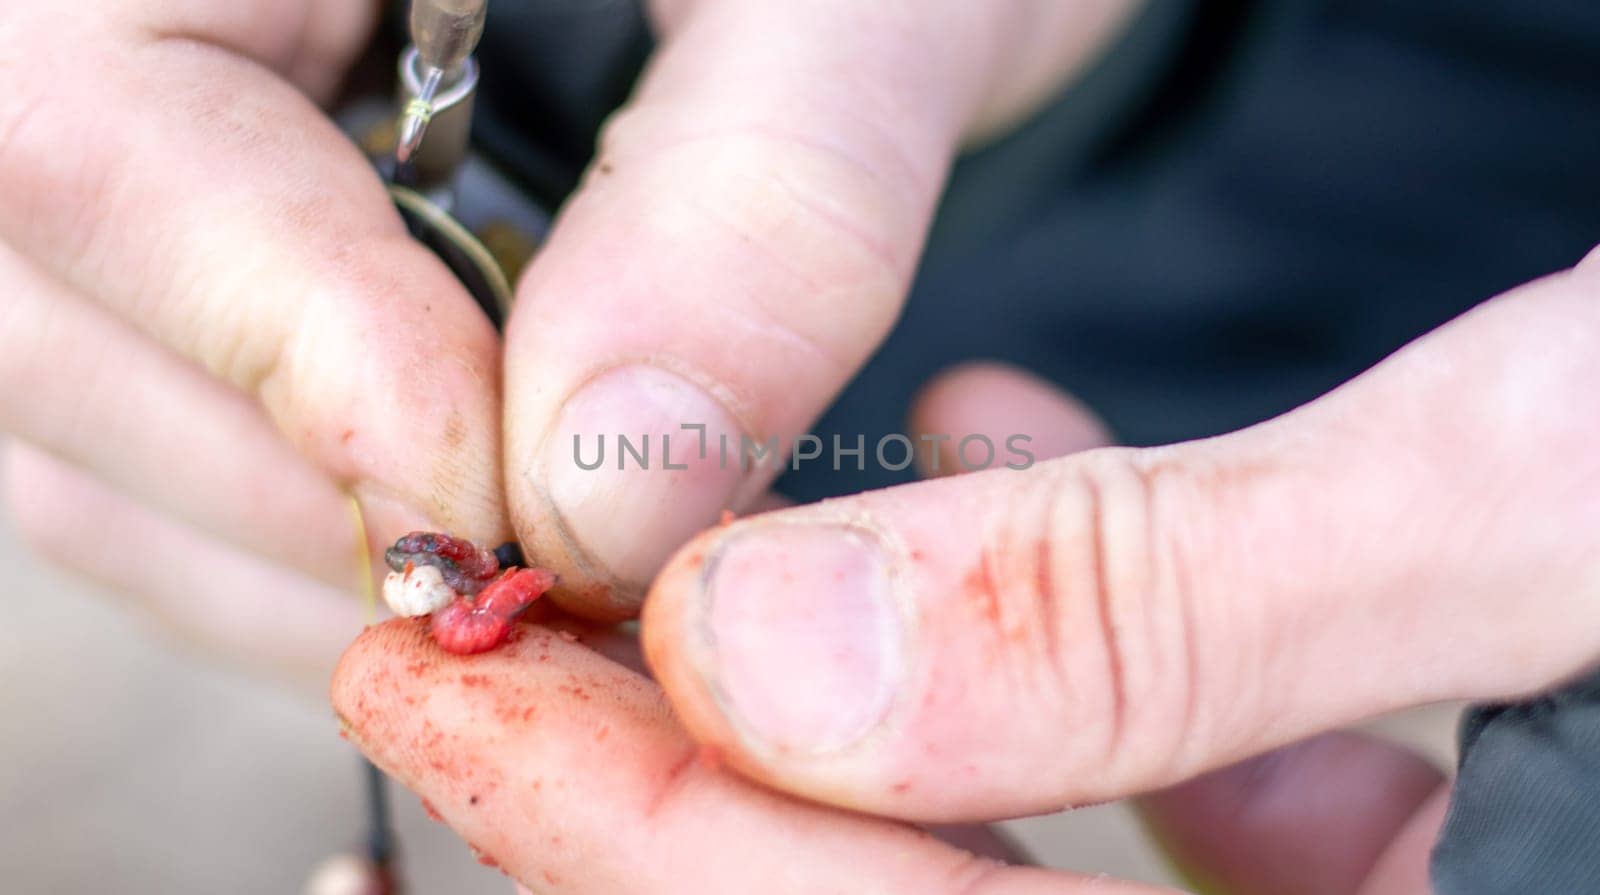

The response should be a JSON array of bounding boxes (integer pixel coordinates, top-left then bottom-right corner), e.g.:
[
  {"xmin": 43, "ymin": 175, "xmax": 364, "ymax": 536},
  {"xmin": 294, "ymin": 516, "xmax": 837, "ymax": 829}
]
[{"xmin": 697, "ymin": 745, "xmax": 725, "ymax": 771}]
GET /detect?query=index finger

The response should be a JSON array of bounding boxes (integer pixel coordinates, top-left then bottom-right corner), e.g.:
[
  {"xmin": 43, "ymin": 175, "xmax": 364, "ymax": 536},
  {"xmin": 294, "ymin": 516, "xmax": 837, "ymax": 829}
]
[
  {"xmin": 332, "ymin": 620, "xmax": 1179, "ymax": 895},
  {"xmin": 0, "ymin": 5, "xmax": 508, "ymax": 547}
]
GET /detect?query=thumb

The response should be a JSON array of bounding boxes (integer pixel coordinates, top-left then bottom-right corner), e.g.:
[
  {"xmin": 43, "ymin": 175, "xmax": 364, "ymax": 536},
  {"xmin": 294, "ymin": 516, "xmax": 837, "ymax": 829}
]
[
  {"xmin": 503, "ymin": 0, "xmax": 1137, "ymax": 618},
  {"xmin": 642, "ymin": 259, "xmax": 1600, "ymax": 821}
]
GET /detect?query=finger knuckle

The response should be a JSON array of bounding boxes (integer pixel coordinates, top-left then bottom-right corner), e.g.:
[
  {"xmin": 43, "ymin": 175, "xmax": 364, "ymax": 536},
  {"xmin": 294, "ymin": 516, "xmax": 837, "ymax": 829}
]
[
  {"xmin": 591, "ymin": 102, "xmax": 920, "ymax": 359},
  {"xmin": 985, "ymin": 450, "xmax": 1211, "ymax": 789}
]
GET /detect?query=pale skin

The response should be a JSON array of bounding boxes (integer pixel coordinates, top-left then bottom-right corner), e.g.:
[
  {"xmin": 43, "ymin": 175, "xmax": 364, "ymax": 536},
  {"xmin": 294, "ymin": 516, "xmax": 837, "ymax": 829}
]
[{"xmin": 3, "ymin": 2, "xmax": 1599, "ymax": 893}]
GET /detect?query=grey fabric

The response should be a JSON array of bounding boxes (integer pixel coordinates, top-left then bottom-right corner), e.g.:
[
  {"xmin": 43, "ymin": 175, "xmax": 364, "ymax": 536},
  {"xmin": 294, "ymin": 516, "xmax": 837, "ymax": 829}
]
[{"xmin": 1431, "ymin": 670, "xmax": 1600, "ymax": 894}]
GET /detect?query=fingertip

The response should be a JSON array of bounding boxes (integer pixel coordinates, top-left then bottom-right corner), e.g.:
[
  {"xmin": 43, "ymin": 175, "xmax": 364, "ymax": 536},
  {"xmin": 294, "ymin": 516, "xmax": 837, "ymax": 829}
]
[
  {"xmin": 640, "ymin": 527, "xmax": 741, "ymax": 753},
  {"xmin": 508, "ymin": 362, "xmax": 750, "ymax": 621},
  {"xmin": 909, "ymin": 362, "xmax": 1111, "ymax": 476},
  {"xmin": 641, "ymin": 510, "xmax": 934, "ymax": 811},
  {"xmin": 1356, "ymin": 785, "xmax": 1449, "ymax": 895},
  {"xmin": 329, "ymin": 621, "xmax": 421, "ymax": 744},
  {"xmin": 293, "ymin": 253, "xmax": 511, "ymax": 551},
  {"xmin": 1139, "ymin": 732, "xmax": 1443, "ymax": 895}
]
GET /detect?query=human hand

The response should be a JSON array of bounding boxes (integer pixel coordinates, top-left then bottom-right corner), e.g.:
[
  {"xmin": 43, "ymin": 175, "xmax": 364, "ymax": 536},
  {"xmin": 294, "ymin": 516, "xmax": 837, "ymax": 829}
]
[
  {"xmin": 0, "ymin": 3, "xmax": 510, "ymax": 684},
  {"xmin": 499, "ymin": 0, "xmax": 1140, "ymax": 618},
  {"xmin": 337, "ymin": 249, "xmax": 1600, "ymax": 892},
  {"xmin": 335, "ymin": 362, "xmax": 1184, "ymax": 894},
  {"xmin": 633, "ymin": 254, "xmax": 1600, "ymax": 892}
]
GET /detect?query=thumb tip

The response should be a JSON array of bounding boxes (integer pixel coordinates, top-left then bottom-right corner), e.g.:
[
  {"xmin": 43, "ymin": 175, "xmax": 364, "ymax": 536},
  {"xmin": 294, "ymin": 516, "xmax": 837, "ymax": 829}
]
[
  {"xmin": 640, "ymin": 522, "xmax": 726, "ymax": 682},
  {"xmin": 640, "ymin": 523, "xmax": 762, "ymax": 756},
  {"xmin": 645, "ymin": 517, "xmax": 905, "ymax": 767},
  {"xmin": 510, "ymin": 363, "xmax": 752, "ymax": 619}
]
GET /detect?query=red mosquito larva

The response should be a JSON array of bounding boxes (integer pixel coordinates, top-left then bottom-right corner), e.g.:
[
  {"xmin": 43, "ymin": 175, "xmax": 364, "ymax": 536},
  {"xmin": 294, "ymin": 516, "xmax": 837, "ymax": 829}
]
[
  {"xmin": 385, "ymin": 531, "xmax": 500, "ymax": 595},
  {"xmin": 429, "ymin": 567, "xmax": 558, "ymax": 654},
  {"xmin": 382, "ymin": 532, "xmax": 556, "ymax": 655}
]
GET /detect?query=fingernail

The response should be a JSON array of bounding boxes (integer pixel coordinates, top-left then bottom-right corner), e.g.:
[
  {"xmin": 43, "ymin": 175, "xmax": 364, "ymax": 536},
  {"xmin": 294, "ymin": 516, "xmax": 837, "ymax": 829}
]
[
  {"xmin": 540, "ymin": 365, "xmax": 745, "ymax": 588},
  {"xmin": 696, "ymin": 524, "xmax": 903, "ymax": 756}
]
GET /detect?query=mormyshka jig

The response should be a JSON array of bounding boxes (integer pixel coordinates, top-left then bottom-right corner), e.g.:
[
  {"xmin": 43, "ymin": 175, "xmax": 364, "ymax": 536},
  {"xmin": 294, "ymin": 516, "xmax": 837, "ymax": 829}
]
[{"xmin": 383, "ymin": 532, "xmax": 558, "ymax": 655}]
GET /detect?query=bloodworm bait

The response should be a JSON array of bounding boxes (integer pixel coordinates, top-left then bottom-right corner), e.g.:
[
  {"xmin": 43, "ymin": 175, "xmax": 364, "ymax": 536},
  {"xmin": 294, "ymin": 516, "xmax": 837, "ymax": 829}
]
[{"xmin": 382, "ymin": 532, "xmax": 556, "ymax": 654}]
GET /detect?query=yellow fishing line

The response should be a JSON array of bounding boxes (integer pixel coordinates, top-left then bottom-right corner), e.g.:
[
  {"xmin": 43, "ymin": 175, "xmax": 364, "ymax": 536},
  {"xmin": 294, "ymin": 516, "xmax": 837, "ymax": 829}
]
[
  {"xmin": 401, "ymin": 97, "xmax": 435, "ymax": 127},
  {"xmin": 348, "ymin": 494, "xmax": 377, "ymax": 625}
]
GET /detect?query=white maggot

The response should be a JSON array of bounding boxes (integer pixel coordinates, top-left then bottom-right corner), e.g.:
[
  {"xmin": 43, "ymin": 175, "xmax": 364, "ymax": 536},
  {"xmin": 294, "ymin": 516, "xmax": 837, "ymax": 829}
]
[{"xmin": 382, "ymin": 563, "xmax": 456, "ymax": 617}]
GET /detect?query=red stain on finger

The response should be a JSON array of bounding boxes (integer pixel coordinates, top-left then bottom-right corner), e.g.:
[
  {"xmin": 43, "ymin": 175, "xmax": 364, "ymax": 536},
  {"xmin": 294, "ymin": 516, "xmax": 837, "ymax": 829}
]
[
  {"xmin": 962, "ymin": 558, "xmax": 1001, "ymax": 622},
  {"xmin": 696, "ymin": 745, "xmax": 725, "ymax": 771}
]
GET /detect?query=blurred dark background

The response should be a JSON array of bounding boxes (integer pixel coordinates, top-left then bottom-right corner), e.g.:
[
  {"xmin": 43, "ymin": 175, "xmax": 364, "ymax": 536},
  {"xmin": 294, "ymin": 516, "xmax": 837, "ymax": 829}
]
[{"xmin": 461, "ymin": 0, "xmax": 1600, "ymax": 500}]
